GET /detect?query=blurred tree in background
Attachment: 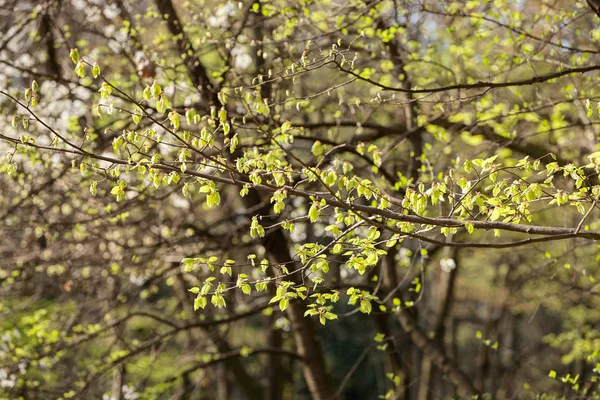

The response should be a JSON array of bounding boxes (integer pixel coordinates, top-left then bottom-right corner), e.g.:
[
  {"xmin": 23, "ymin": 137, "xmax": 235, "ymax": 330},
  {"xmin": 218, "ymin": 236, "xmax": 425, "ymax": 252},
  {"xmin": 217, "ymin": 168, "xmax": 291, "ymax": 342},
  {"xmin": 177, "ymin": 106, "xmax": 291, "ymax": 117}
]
[{"xmin": 2, "ymin": 0, "xmax": 600, "ymax": 399}]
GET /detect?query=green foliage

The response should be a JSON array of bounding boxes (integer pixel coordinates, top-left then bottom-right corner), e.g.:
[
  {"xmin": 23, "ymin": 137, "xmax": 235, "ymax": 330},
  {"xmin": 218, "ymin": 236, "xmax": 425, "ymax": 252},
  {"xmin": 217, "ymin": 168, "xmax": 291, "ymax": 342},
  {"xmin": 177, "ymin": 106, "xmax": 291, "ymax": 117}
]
[{"xmin": 2, "ymin": 0, "xmax": 600, "ymax": 398}]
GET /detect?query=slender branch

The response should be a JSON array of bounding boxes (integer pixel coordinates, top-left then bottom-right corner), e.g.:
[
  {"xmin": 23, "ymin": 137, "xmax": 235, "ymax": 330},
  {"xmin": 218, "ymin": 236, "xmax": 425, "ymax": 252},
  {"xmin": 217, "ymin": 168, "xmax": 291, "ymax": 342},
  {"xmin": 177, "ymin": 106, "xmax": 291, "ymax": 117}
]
[{"xmin": 339, "ymin": 63, "xmax": 600, "ymax": 94}]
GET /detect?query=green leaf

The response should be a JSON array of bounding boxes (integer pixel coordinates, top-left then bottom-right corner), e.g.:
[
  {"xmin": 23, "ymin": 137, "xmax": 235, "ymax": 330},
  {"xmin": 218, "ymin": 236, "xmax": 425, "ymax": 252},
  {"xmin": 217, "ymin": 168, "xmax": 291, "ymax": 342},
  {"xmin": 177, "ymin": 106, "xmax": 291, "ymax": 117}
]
[
  {"xmin": 168, "ymin": 111, "xmax": 180, "ymax": 130},
  {"xmin": 308, "ymin": 203, "xmax": 320, "ymax": 222},
  {"xmin": 311, "ymin": 140, "xmax": 324, "ymax": 156},
  {"xmin": 207, "ymin": 191, "xmax": 221, "ymax": 207},
  {"xmin": 151, "ymin": 80, "xmax": 162, "ymax": 98},
  {"xmin": 156, "ymin": 98, "xmax": 166, "ymax": 114},
  {"xmin": 143, "ymin": 86, "xmax": 151, "ymax": 101},
  {"xmin": 185, "ymin": 108, "xmax": 197, "ymax": 125},
  {"xmin": 489, "ymin": 207, "xmax": 501, "ymax": 221},
  {"xmin": 325, "ymin": 312, "xmax": 338, "ymax": 321},
  {"xmin": 194, "ymin": 296, "xmax": 207, "ymax": 310},
  {"xmin": 69, "ymin": 48, "xmax": 80, "ymax": 64},
  {"xmin": 241, "ymin": 284, "xmax": 251, "ymax": 295},
  {"xmin": 91, "ymin": 63, "xmax": 101, "ymax": 78},
  {"xmin": 74, "ymin": 62, "xmax": 85, "ymax": 78},
  {"xmin": 279, "ymin": 297, "xmax": 289, "ymax": 311},
  {"xmin": 360, "ymin": 300, "xmax": 372, "ymax": 314}
]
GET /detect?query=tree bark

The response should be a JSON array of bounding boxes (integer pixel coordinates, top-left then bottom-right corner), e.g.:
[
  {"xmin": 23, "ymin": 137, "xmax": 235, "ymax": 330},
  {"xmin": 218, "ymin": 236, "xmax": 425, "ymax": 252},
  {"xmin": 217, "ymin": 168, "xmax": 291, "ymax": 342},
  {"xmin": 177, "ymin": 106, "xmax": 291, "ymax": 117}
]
[
  {"xmin": 154, "ymin": 0, "xmax": 218, "ymax": 104},
  {"xmin": 266, "ymin": 313, "xmax": 285, "ymax": 400},
  {"xmin": 417, "ymin": 249, "xmax": 460, "ymax": 400},
  {"xmin": 395, "ymin": 307, "xmax": 479, "ymax": 398},
  {"xmin": 259, "ymin": 206, "xmax": 335, "ymax": 400}
]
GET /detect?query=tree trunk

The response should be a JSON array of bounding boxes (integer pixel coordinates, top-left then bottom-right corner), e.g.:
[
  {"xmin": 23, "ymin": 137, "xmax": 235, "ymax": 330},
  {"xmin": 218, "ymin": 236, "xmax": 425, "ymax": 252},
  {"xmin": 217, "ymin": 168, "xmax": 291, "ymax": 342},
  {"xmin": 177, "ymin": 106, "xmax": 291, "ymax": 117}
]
[
  {"xmin": 152, "ymin": 2, "xmax": 333, "ymax": 398},
  {"xmin": 395, "ymin": 307, "xmax": 479, "ymax": 397},
  {"xmin": 260, "ymin": 213, "xmax": 335, "ymax": 399},
  {"xmin": 418, "ymin": 248, "xmax": 460, "ymax": 400}
]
